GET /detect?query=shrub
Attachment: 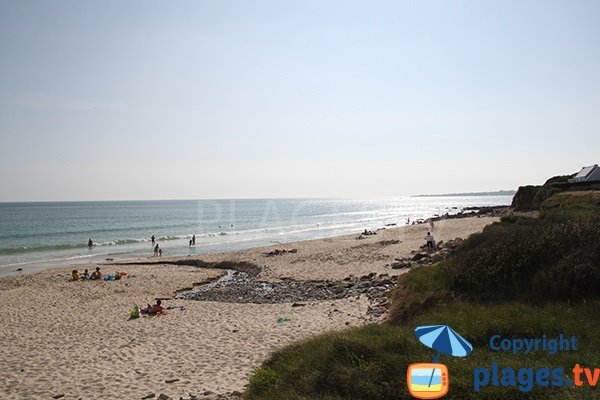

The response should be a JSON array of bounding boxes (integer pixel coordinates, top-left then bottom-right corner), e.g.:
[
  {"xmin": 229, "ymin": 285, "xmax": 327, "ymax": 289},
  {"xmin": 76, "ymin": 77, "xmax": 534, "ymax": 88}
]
[
  {"xmin": 445, "ymin": 217, "xmax": 600, "ymax": 302},
  {"xmin": 540, "ymin": 191, "xmax": 600, "ymax": 221}
]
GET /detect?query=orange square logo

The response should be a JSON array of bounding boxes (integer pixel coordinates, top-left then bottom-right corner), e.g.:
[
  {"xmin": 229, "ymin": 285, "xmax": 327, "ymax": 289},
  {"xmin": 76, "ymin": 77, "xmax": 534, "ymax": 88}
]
[{"xmin": 407, "ymin": 363, "xmax": 449, "ymax": 399}]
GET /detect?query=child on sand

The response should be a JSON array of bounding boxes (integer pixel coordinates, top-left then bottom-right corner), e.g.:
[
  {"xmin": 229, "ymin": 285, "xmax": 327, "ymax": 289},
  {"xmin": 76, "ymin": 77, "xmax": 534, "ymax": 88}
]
[{"xmin": 71, "ymin": 270, "xmax": 80, "ymax": 281}]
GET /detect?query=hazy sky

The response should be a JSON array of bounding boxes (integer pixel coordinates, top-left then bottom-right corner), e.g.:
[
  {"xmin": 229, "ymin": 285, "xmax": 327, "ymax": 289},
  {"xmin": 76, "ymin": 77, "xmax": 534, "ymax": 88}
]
[{"xmin": 1, "ymin": 1, "xmax": 599, "ymax": 201}]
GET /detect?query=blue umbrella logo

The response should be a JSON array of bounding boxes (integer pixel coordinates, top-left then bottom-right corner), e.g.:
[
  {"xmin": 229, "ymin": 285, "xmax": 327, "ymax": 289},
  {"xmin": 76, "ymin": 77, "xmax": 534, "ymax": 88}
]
[
  {"xmin": 415, "ymin": 325, "xmax": 473, "ymax": 362},
  {"xmin": 413, "ymin": 325, "xmax": 473, "ymax": 391}
]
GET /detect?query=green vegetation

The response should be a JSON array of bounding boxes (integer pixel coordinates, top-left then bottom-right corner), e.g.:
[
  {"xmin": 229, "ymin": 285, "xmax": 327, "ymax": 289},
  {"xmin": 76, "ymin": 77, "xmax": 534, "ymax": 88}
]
[
  {"xmin": 443, "ymin": 215, "xmax": 600, "ymax": 302},
  {"xmin": 540, "ymin": 191, "xmax": 600, "ymax": 222},
  {"xmin": 245, "ymin": 192, "xmax": 600, "ymax": 400},
  {"xmin": 511, "ymin": 175, "xmax": 572, "ymax": 211},
  {"xmin": 246, "ymin": 302, "xmax": 600, "ymax": 400}
]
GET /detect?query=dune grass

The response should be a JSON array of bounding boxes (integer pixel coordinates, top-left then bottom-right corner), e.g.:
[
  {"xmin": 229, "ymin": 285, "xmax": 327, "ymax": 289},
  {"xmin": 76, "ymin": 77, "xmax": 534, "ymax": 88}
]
[
  {"xmin": 245, "ymin": 191, "xmax": 600, "ymax": 400},
  {"xmin": 246, "ymin": 301, "xmax": 600, "ymax": 400}
]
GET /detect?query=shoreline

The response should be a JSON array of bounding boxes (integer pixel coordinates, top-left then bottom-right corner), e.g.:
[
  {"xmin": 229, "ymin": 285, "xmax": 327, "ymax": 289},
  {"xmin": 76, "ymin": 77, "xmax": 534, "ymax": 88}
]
[
  {"xmin": 0, "ymin": 204, "xmax": 511, "ymax": 277},
  {"xmin": 0, "ymin": 213, "xmax": 503, "ymax": 399}
]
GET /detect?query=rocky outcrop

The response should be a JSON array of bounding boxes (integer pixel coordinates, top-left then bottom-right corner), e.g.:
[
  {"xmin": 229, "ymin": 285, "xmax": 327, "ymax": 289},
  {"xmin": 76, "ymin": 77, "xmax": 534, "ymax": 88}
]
[{"xmin": 177, "ymin": 271, "xmax": 399, "ymax": 319}]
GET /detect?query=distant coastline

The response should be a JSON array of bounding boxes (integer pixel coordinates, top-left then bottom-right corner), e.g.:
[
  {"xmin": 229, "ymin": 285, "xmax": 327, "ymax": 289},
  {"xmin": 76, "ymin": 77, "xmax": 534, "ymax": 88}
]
[{"xmin": 413, "ymin": 190, "xmax": 516, "ymax": 197}]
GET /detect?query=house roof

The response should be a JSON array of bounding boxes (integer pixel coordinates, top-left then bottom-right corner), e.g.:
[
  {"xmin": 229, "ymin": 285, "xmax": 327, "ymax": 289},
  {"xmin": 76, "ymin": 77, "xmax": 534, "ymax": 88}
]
[{"xmin": 569, "ymin": 164, "xmax": 600, "ymax": 183}]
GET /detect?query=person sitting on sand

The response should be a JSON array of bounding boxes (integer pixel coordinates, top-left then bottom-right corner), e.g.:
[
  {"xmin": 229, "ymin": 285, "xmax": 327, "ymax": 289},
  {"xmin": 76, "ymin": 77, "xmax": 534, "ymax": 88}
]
[
  {"xmin": 90, "ymin": 267, "xmax": 103, "ymax": 280},
  {"xmin": 81, "ymin": 269, "xmax": 89, "ymax": 280},
  {"xmin": 72, "ymin": 270, "xmax": 80, "ymax": 281},
  {"xmin": 143, "ymin": 299, "xmax": 165, "ymax": 315}
]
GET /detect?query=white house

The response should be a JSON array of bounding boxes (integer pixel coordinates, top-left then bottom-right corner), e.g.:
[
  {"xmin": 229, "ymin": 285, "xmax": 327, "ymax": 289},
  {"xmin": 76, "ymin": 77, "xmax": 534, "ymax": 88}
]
[{"xmin": 568, "ymin": 164, "xmax": 600, "ymax": 183}]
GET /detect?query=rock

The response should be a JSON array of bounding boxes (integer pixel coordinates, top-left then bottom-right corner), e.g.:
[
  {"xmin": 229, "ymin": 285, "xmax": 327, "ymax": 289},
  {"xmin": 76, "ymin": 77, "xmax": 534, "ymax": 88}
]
[
  {"xmin": 16, "ymin": 268, "xmax": 23, "ymax": 271},
  {"xmin": 142, "ymin": 394, "xmax": 156, "ymax": 399},
  {"xmin": 165, "ymin": 378, "xmax": 180, "ymax": 383},
  {"xmin": 291, "ymin": 302, "xmax": 306, "ymax": 307},
  {"xmin": 203, "ymin": 390, "xmax": 215, "ymax": 396},
  {"xmin": 52, "ymin": 395, "xmax": 65, "ymax": 399},
  {"xmin": 411, "ymin": 252, "xmax": 428, "ymax": 261},
  {"xmin": 158, "ymin": 394, "xmax": 172, "ymax": 400},
  {"xmin": 391, "ymin": 261, "xmax": 411, "ymax": 269}
]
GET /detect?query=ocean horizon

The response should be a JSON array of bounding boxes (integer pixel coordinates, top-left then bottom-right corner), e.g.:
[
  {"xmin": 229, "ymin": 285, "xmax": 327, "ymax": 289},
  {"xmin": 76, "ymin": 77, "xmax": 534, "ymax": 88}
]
[{"xmin": 0, "ymin": 196, "xmax": 512, "ymax": 275}]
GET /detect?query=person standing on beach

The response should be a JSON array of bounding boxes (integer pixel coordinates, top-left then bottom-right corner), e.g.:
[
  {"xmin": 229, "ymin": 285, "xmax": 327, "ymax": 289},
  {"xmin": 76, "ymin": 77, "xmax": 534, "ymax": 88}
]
[
  {"xmin": 151, "ymin": 235, "xmax": 155, "ymax": 244},
  {"xmin": 88, "ymin": 238, "xmax": 93, "ymax": 247},
  {"xmin": 154, "ymin": 243, "xmax": 159, "ymax": 256},
  {"xmin": 192, "ymin": 234, "xmax": 195, "ymax": 245},
  {"xmin": 426, "ymin": 232, "xmax": 436, "ymax": 252}
]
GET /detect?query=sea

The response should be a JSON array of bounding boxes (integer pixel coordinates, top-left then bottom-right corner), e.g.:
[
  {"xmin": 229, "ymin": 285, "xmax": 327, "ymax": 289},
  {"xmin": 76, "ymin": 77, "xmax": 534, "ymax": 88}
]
[{"xmin": 0, "ymin": 196, "xmax": 512, "ymax": 275}]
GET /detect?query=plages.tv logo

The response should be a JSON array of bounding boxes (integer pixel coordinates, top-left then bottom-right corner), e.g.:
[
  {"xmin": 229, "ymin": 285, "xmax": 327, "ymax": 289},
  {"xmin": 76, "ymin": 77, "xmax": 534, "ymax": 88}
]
[{"xmin": 407, "ymin": 325, "xmax": 474, "ymax": 399}]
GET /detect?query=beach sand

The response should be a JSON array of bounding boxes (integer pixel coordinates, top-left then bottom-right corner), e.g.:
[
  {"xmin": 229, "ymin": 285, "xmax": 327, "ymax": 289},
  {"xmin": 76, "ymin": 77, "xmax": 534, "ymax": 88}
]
[{"xmin": 0, "ymin": 216, "xmax": 496, "ymax": 399}]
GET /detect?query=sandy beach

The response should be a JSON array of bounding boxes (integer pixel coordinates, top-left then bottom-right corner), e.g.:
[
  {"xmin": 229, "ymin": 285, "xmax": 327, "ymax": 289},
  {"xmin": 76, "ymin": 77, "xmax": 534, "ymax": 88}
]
[{"xmin": 0, "ymin": 216, "xmax": 497, "ymax": 399}]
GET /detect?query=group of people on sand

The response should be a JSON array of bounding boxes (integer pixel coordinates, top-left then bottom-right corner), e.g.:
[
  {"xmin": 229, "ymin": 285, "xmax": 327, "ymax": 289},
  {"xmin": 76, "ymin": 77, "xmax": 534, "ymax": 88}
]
[
  {"xmin": 362, "ymin": 229, "xmax": 377, "ymax": 236},
  {"xmin": 72, "ymin": 267, "xmax": 127, "ymax": 281},
  {"xmin": 356, "ymin": 229, "xmax": 378, "ymax": 239},
  {"xmin": 71, "ymin": 266, "xmax": 103, "ymax": 281},
  {"xmin": 266, "ymin": 248, "xmax": 297, "ymax": 256}
]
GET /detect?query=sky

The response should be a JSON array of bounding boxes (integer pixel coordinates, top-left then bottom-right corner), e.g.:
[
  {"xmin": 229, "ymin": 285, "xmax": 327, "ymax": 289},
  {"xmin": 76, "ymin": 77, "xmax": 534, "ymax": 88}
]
[{"xmin": 0, "ymin": 0, "xmax": 599, "ymax": 201}]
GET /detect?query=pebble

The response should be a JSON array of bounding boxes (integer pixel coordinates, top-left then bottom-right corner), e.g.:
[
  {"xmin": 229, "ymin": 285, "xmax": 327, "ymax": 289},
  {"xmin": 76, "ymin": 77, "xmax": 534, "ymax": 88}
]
[{"xmin": 177, "ymin": 271, "xmax": 400, "ymax": 318}]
